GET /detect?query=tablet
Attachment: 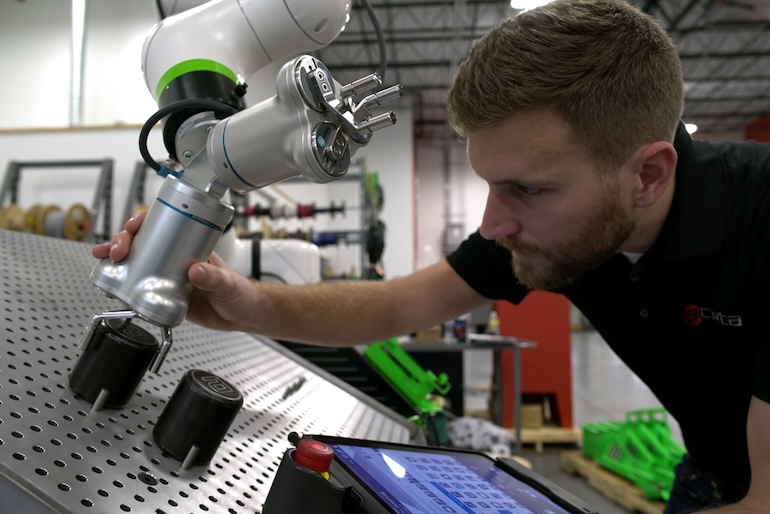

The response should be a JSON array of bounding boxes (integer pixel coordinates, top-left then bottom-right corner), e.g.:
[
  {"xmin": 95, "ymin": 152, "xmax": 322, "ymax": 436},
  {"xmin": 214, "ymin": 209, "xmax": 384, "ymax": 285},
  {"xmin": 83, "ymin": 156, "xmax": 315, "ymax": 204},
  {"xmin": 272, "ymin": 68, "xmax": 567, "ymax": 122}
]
[{"xmin": 310, "ymin": 435, "xmax": 597, "ymax": 514}]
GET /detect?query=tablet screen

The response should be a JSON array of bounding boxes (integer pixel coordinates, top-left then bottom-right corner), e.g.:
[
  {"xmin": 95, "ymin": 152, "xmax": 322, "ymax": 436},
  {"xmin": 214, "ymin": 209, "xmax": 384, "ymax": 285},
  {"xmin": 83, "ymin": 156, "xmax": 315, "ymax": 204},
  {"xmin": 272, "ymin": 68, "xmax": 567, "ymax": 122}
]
[{"xmin": 328, "ymin": 443, "xmax": 572, "ymax": 514}]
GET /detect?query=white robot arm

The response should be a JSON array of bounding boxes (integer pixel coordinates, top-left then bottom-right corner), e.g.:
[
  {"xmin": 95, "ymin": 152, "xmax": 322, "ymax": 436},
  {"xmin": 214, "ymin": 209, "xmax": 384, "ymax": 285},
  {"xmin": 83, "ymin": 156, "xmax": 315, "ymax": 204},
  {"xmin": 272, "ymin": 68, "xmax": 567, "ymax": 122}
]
[
  {"xmin": 143, "ymin": 0, "xmax": 349, "ymax": 102},
  {"xmin": 79, "ymin": 0, "xmax": 402, "ymax": 372},
  {"xmin": 139, "ymin": 0, "xmax": 400, "ymax": 191}
]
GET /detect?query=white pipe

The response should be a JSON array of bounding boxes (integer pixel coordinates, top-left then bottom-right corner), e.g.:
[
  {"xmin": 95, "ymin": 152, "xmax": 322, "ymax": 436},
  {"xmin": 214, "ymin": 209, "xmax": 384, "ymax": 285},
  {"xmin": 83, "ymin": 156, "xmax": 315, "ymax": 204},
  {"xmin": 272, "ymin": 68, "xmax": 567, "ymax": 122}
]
[{"xmin": 70, "ymin": 0, "xmax": 87, "ymax": 126}]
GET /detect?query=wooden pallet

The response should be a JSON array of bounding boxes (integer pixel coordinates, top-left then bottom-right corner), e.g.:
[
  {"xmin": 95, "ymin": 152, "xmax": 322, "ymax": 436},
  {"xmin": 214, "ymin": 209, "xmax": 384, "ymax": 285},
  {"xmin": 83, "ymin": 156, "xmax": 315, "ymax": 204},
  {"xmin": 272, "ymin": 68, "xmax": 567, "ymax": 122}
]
[
  {"xmin": 508, "ymin": 425, "xmax": 583, "ymax": 453},
  {"xmin": 560, "ymin": 450, "xmax": 666, "ymax": 514}
]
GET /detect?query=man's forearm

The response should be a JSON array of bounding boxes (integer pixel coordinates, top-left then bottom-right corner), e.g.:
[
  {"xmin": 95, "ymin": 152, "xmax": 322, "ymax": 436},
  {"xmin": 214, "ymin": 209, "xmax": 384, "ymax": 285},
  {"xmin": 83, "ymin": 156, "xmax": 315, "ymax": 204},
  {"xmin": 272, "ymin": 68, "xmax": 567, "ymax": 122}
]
[
  {"xmin": 239, "ymin": 259, "xmax": 488, "ymax": 347},
  {"xmin": 249, "ymin": 279, "xmax": 407, "ymax": 346}
]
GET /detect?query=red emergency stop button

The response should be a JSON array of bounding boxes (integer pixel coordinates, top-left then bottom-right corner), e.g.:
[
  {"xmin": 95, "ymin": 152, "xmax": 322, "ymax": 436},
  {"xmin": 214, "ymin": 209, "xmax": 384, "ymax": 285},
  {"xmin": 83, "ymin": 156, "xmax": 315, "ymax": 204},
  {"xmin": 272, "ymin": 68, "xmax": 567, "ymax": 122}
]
[{"xmin": 294, "ymin": 439, "xmax": 334, "ymax": 474}]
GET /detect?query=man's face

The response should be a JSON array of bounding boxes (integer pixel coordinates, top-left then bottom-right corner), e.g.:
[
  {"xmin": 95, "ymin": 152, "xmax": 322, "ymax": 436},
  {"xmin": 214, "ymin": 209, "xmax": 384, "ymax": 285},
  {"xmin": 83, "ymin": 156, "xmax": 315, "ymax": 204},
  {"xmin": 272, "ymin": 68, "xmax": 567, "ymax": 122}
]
[{"xmin": 468, "ymin": 109, "xmax": 637, "ymax": 291}]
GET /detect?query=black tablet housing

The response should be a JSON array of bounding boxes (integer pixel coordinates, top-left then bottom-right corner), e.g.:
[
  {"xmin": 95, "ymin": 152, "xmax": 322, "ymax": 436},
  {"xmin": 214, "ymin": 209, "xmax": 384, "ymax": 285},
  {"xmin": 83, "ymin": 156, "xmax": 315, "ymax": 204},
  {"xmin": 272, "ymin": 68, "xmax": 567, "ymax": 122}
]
[{"xmin": 307, "ymin": 435, "xmax": 598, "ymax": 514}]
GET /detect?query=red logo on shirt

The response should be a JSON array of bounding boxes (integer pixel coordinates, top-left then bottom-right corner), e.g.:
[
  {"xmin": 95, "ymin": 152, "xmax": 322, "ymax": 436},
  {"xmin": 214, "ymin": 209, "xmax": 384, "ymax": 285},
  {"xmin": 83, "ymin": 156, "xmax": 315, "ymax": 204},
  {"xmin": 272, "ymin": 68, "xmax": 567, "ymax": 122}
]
[
  {"xmin": 684, "ymin": 304, "xmax": 743, "ymax": 328},
  {"xmin": 684, "ymin": 304, "xmax": 702, "ymax": 327}
]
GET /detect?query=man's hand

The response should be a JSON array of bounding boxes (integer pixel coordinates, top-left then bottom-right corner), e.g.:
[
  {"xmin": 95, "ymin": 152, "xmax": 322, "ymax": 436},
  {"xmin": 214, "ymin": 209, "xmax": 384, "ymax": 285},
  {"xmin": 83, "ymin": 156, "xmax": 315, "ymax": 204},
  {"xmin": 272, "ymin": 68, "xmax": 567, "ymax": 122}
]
[
  {"xmin": 90, "ymin": 209, "xmax": 258, "ymax": 333},
  {"xmin": 184, "ymin": 252, "xmax": 261, "ymax": 331},
  {"xmin": 91, "ymin": 210, "xmax": 146, "ymax": 262}
]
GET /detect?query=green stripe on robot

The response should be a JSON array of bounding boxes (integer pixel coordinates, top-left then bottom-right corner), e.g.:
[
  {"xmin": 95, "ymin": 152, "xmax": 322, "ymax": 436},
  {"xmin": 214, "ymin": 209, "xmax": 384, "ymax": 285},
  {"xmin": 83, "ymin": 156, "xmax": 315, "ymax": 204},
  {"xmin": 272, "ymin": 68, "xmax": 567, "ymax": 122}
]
[{"xmin": 155, "ymin": 59, "xmax": 239, "ymax": 101}]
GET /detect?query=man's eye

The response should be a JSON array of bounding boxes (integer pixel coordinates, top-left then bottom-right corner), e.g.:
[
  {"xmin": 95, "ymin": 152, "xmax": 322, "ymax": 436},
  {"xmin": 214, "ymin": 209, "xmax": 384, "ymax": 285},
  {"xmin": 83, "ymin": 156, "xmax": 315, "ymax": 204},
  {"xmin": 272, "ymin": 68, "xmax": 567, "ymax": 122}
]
[{"xmin": 516, "ymin": 185, "xmax": 541, "ymax": 196}]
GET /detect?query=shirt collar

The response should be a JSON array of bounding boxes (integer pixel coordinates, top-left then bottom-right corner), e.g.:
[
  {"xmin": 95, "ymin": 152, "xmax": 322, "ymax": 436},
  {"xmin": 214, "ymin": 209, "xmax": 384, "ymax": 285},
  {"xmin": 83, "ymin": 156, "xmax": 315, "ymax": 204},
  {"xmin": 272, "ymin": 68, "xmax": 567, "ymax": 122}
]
[{"xmin": 634, "ymin": 122, "xmax": 729, "ymax": 269}]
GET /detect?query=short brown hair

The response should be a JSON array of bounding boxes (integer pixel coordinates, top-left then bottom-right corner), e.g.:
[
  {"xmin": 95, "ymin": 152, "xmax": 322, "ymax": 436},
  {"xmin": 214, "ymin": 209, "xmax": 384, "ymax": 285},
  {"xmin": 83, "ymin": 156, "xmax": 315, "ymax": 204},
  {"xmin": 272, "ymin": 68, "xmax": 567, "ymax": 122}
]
[{"xmin": 447, "ymin": 0, "xmax": 684, "ymax": 172}]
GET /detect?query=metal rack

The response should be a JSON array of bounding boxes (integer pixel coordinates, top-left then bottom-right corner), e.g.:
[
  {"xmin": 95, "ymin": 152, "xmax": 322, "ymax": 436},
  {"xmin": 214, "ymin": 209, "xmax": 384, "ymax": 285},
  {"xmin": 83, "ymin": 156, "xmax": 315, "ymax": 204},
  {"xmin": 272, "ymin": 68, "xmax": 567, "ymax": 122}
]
[
  {"xmin": 0, "ymin": 159, "xmax": 114, "ymax": 243},
  {"xmin": 121, "ymin": 161, "xmax": 154, "ymax": 223},
  {"xmin": 0, "ymin": 229, "xmax": 417, "ymax": 513},
  {"xmin": 242, "ymin": 158, "xmax": 373, "ymax": 278}
]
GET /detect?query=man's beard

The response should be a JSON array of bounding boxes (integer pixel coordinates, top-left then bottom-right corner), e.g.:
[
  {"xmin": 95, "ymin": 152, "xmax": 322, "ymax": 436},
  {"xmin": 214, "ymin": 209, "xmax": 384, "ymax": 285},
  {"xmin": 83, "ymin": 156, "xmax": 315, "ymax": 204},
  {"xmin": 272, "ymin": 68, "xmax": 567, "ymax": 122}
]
[{"xmin": 497, "ymin": 184, "xmax": 635, "ymax": 291}]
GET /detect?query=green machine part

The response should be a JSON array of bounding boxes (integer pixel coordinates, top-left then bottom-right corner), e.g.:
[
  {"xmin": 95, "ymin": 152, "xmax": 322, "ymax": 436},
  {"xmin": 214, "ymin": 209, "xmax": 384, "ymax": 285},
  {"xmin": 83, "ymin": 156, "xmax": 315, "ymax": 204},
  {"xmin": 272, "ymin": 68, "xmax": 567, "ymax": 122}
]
[
  {"xmin": 363, "ymin": 338, "xmax": 451, "ymax": 415},
  {"xmin": 582, "ymin": 408, "xmax": 686, "ymax": 501},
  {"xmin": 364, "ymin": 171, "xmax": 382, "ymax": 211},
  {"xmin": 363, "ymin": 338, "xmax": 452, "ymax": 444}
]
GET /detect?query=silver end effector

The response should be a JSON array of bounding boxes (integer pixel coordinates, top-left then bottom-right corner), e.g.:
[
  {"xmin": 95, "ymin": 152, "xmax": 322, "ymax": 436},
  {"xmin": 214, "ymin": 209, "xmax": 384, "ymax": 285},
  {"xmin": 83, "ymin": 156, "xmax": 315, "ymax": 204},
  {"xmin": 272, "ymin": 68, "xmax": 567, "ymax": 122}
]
[
  {"xmin": 83, "ymin": 176, "xmax": 234, "ymax": 373},
  {"xmin": 85, "ymin": 55, "xmax": 402, "ymax": 373},
  {"xmin": 207, "ymin": 55, "xmax": 403, "ymax": 191}
]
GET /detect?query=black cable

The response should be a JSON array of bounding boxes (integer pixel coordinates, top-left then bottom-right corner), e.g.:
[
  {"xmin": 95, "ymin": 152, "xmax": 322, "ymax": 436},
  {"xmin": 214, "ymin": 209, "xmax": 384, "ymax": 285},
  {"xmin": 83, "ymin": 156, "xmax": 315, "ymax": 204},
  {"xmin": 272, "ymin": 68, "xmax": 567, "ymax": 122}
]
[
  {"xmin": 358, "ymin": 0, "xmax": 387, "ymax": 81},
  {"xmin": 138, "ymin": 98, "xmax": 237, "ymax": 172},
  {"xmin": 155, "ymin": 0, "xmax": 167, "ymax": 19}
]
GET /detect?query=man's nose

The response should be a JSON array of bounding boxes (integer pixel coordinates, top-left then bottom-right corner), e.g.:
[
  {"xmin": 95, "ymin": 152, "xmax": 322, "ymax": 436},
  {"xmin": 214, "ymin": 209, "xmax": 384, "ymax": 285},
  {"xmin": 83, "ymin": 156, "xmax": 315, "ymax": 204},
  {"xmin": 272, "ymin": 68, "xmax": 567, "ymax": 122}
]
[{"xmin": 479, "ymin": 192, "xmax": 521, "ymax": 240}]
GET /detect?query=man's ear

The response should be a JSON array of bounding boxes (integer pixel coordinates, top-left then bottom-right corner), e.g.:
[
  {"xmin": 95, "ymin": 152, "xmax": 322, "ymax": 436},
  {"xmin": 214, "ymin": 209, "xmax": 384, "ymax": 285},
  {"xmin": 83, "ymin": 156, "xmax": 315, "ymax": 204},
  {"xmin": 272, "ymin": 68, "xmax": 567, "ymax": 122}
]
[{"xmin": 631, "ymin": 141, "xmax": 678, "ymax": 208}]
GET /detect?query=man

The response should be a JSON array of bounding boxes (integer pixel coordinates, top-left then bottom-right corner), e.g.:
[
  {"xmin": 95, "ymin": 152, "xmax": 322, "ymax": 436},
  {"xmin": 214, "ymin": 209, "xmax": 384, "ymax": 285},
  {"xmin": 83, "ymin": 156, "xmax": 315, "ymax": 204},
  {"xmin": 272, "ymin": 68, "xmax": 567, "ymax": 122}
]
[{"xmin": 95, "ymin": 0, "xmax": 770, "ymax": 511}]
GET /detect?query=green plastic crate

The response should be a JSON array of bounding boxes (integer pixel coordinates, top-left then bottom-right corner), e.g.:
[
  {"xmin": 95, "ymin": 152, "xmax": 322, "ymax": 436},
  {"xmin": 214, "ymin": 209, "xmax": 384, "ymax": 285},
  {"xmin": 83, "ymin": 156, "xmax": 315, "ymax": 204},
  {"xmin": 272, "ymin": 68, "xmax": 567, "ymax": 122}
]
[{"xmin": 582, "ymin": 408, "xmax": 685, "ymax": 501}]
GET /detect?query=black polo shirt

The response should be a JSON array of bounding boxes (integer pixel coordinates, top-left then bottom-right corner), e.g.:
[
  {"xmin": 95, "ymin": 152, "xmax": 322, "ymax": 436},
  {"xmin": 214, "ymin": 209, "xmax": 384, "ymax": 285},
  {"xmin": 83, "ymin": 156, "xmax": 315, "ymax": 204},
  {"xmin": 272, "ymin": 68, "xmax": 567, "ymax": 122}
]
[{"xmin": 447, "ymin": 124, "xmax": 770, "ymax": 488}]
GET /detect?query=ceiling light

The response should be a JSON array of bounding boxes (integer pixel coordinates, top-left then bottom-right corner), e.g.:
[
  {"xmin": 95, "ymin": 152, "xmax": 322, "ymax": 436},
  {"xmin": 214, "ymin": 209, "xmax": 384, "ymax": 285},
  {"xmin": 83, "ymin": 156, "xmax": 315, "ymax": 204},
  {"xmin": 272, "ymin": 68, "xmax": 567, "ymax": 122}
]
[
  {"xmin": 685, "ymin": 123, "xmax": 698, "ymax": 134},
  {"xmin": 510, "ymin": 0, "xmax": 553, "ymax": 10}
]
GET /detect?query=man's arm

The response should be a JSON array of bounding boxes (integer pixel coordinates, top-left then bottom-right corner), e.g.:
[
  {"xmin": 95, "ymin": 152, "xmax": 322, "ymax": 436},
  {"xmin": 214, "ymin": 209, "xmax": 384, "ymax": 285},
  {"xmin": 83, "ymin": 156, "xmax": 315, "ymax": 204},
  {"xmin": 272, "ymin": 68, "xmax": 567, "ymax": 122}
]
[
  {"xmin": 699, "ymin": 395, "xmax": 770, "ymax": 512},
  {"xmin": 232, "ymin": 258, "xmax": 491, "ymax": 346},
  {"xmin": 95, "ymin": 211, "xmax": 492, "ymax": 345}
]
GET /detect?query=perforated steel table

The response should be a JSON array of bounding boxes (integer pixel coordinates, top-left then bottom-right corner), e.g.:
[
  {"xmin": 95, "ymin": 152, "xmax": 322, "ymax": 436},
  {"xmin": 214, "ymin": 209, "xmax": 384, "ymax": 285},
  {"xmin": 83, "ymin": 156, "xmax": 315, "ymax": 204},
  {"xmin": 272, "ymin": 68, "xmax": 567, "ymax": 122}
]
[{"xmin": 0, "ymin": 229, "xmax": 416, "ymax": 513}]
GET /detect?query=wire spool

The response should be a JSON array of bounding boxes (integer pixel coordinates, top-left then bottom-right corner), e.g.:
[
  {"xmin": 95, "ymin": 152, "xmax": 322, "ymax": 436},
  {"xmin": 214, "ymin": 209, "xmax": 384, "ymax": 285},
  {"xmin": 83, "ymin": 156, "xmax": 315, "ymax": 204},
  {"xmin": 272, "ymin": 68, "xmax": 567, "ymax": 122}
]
[
  {"xmin": 0, "ymin": 204, "xmax": 26, "ymax": 231},
  {"xmin": 63, "ymin": 203, "xmax": 92, "ymax": 241},
  {"xmin": 37, "ymin": 204, "xmax": 64, "ymax": 238},
  {"xmin": 24, "ymin": 204, "xmax": 44, "ymax": 233},
  {"xmin": 261, "ymin": 217, "xmax": 272, "ymax": 239}
]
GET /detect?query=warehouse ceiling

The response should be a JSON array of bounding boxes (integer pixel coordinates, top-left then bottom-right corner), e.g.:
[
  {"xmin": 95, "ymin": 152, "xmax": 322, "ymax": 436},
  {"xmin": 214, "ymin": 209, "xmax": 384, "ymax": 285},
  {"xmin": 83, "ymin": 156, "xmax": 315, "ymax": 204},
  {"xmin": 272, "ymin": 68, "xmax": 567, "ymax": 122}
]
[{"xmin": 312, "ymin": 0, "xmax": 770, "ymax": 141}]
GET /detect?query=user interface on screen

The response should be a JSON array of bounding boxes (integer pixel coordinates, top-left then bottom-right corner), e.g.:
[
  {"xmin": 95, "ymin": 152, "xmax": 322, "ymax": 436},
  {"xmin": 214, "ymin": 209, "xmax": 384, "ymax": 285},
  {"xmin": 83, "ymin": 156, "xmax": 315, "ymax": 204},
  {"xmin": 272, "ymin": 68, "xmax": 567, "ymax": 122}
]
[{"xmin": 328, "ymin": 443, "xmax": 572, "ymax": 514}]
